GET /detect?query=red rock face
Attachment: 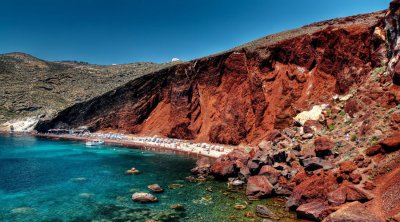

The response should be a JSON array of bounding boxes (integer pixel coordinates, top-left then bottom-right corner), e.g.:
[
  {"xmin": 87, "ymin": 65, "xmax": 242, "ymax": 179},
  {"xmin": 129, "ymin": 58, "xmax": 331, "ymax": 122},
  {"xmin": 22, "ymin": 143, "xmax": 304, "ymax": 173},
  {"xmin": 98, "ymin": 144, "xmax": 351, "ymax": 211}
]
[
  {"xmin": 36, "ymin": 12, "xmax": 389, "ymax": 146},
  {"xmin": 386, "ymin": 0, "xmax": 400, "ymax": 87}
]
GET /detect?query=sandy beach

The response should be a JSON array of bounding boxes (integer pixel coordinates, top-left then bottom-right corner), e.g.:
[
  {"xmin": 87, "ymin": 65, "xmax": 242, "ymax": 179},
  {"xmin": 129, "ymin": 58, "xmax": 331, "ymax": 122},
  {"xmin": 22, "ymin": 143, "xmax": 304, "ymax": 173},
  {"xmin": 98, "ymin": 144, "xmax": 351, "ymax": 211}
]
[{"xmin": 32, "ymin": 132, "xmax": 233, "ymax": 159}]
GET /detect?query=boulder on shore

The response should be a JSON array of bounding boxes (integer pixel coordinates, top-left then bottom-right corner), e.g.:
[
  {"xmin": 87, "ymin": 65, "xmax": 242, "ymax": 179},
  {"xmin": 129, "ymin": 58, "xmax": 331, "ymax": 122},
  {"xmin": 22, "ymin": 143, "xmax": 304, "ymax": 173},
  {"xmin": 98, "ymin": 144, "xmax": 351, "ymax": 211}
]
[
  {"xmin": 210, "ymin": 159, "xmax": 235, "ymax": 178},
  {"xmin": 191, "ymin": 157, "xmax": 212, "ymax": 175},
  {"xmin": 255, "ymin": 205, "xmax": 279, "ymax": 219},
  {"xmin": 296, "ymin": 201, "xmax": 333, "ymax": 221},
  {"xmin": 258, "ymin": 165, "xmax": 280, "ymax": 185},
  {"xmin": 287, "ymin": 171, "xmax": 338, "ymax": 210},
  {"xmin": 246, "ymin": 175, "xmax": 274, "ymax": 199}
]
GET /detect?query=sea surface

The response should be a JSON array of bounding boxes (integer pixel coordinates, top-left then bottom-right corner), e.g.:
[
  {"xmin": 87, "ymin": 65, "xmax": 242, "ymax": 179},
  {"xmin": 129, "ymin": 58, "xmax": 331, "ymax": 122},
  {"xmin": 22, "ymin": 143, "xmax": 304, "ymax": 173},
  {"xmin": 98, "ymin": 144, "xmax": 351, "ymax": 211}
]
[{"xmin": 0, "ymin": 134, "xmax": 301, "ymax": 222}]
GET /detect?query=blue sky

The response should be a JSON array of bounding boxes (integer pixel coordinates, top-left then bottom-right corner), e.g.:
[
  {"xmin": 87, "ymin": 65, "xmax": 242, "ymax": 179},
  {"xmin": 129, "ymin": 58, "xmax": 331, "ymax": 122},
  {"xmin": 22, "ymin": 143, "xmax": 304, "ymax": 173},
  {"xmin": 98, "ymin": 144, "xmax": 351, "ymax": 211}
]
[{"xmin": 0, "ymin": 0, "xmax": 390, "ymax": 65}]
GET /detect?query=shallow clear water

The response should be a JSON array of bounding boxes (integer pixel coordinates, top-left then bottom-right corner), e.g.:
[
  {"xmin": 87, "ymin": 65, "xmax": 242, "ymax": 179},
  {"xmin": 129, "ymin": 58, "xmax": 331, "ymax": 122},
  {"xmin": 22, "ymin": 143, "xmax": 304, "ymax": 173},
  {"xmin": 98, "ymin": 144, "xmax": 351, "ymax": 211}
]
[{"xmin": 0, "ymin": 134, "xmax": 301, "ymax": 222}]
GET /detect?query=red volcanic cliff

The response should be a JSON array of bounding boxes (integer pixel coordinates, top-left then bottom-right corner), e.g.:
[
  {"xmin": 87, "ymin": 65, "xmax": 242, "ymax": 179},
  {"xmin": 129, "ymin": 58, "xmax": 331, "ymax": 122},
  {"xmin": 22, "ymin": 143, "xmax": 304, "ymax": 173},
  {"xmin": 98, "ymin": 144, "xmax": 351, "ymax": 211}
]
[{"xmin": 37, "ymin": 10, "xmax": 398, "ymax": 146}]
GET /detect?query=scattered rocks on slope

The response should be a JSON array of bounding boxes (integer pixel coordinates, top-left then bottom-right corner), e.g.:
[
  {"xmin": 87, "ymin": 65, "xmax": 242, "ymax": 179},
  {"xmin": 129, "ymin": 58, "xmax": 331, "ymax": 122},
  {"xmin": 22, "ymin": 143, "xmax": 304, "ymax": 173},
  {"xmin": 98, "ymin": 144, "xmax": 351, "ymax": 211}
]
[
  {"xmin": 302, "ymin": 157, "xmax": 334, "ymax": 171},
  {"xmin": 287, "ymin": 170, "xmax": 338, "ymax": 210},
  {"xmin": 327, "ymin": 184, "xmax": 374, "ymax": 205},
  {"xmin": 339, "ymin": 161, "xmax": 358, "ymax": 174},
  {"xmin": 258, "ymin": 165, "xmax": 280, "ymax": 185},
  {"xmin": 314, "ymin": 137, "xmax": 335, "ymax": 157},
  {"xmin": 366, "ymin": 133, "xmax": 400, "ymax": 156},
  {"xmin": 322, "ymin": 201, "xmax": 384, "ymax": 222},
  {"xmin": 296, "ymin": 201, "xmax": 333, "ymax": 221}
]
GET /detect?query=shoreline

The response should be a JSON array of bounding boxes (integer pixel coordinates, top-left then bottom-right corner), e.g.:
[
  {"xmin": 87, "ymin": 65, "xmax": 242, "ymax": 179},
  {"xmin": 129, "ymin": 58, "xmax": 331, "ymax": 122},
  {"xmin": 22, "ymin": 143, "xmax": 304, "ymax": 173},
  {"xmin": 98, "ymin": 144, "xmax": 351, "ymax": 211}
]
[{"xmin": 1, "ymin": 131, "xmax": 233, "ymax": 159}]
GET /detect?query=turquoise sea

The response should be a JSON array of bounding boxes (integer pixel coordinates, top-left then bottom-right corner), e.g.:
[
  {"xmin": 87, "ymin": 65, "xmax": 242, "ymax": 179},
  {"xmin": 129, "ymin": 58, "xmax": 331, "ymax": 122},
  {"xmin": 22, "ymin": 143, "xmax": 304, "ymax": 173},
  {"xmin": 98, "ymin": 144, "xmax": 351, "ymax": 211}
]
[{"xmin": 0, "ymin": 134, "xmax": 301, "ymax": 222}]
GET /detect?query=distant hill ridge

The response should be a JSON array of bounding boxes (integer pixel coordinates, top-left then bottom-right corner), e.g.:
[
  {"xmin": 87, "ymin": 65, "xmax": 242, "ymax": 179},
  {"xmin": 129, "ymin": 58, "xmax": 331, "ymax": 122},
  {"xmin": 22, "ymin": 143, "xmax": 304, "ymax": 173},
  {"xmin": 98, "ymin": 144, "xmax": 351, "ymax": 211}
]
[{"xmin": 0, "ymin": 52, "xmax": 173, "ymax": 124}]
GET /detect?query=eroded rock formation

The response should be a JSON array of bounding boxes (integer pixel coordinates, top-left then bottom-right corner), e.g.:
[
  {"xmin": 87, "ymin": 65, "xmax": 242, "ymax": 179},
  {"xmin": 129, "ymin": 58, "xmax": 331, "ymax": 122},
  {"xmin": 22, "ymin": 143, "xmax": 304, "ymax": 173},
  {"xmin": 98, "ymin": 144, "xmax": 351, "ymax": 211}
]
[{"xmin": 37, "ymin": 10, "xmax": 396, "ymax": 147}]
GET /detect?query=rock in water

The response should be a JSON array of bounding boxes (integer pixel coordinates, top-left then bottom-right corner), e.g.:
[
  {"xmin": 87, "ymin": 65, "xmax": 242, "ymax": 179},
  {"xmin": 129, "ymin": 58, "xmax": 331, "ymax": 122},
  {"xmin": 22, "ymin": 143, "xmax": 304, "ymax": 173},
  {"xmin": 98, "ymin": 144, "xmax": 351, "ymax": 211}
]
[
  {"xmin": 131, "ymin": 192, "xmax": 158, "ymax": 203},
  {"xmin": 147, "ymin": 184, "xmax": 164, "ymax": 193},
  {"xmin": 170, "ymin": 204, "xmax": 185, "ymax": 211},
  {"xmin": 168, "ymin": 184, "xmax": 183, "ymax": 189},
  {"xmin": 210, "ymin": 159, "xmax": 235, "ymax": 178},
  {"xmin": 126, "ymin": 167, "xmax": 140, "ymax": 174},
  {"xmin": 255, "ymin": 205, "xmax": 279, "ymax": 219},
  {"xmin": 191, "ymin": 157, "xmax": 212, "ymax": 175},
  {"xmin": 231, "ymin": 179, "xmax": 245, "ymax": 186}
]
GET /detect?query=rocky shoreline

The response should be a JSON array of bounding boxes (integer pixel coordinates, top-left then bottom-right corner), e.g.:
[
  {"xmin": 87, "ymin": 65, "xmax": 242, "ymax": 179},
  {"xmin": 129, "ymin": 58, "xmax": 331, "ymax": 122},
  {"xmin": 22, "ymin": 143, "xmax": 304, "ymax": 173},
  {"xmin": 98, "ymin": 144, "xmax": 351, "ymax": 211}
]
[{"xmin": 190, "ymin": 117, "xmax": 400, "ymax": 221}]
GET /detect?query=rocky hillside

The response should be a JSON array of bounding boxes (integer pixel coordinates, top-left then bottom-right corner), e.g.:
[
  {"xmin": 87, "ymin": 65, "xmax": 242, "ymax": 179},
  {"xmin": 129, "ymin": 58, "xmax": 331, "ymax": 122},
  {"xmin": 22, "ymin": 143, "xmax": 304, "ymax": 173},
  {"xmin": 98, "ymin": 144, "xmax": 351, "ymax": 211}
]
[
  {"xmin": 188, "ymin": 2, "xmax": 400, "ymax": 222},
  {"xmin": 0, "ymin": 53, "xmax": 173, "ymax": 126},
  {"xmin": 37, "ymin": 10, "xmax": 398, "ymax": 147}
]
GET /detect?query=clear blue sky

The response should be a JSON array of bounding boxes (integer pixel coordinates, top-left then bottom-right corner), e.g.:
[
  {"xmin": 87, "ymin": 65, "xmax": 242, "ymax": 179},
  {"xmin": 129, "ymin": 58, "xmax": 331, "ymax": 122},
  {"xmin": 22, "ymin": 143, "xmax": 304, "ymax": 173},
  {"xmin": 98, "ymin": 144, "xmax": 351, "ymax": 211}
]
[{"xmin": 0, "ymin": 0, "xmax": 390, "ymax": 65}]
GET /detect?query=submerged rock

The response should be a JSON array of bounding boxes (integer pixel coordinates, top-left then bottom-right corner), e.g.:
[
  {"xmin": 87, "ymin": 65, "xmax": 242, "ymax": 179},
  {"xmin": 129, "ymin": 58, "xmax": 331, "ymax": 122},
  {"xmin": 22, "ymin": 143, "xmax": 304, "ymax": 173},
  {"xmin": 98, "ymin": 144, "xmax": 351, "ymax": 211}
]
[
  {"xmin": 70, "ymin": 177, "xmax": 88, "ymax": 182},
  {"xmin": 255, "ymin": 205, "xmax": 279, "ymax": 219},
  {"xmin": 148, "ymin": 184, "xmax": 164, "ymax": 193},
  {"xmin": 11, "ymin": 207, "xmax": 35, "ymax": 214},
  {"xmin": 126, "ymin": 167, "xmax": 140, "ymax": 174},
  {"xmin": 233, "ymin": 204, "xmax": 247, "ymax": 210},
  {"xmin": 131, "ymin": 192, "xmax": 158, "ymax": 203},
  {"xmin": 79, "ymin": 193, "xmax": 94, "ymax": 198},
  {"xmin": 168, "ymin": 184, "xmax": 184, "ymax": 189},
  {"xmin": 191, "ymin": 157, "xmax": 212, "ymax": 175},
  {"xmin": 170, "ymin": 204, "xmax": 185, "ymax": 211}
]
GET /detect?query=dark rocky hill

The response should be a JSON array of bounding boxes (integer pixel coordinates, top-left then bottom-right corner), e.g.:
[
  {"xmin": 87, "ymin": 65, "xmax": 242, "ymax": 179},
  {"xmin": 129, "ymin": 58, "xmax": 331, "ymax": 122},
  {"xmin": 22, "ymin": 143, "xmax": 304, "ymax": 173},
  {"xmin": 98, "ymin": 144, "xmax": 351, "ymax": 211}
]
[{"xmin": 0, "ymin": 52, "xmax": 173, "ymax": 124}]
